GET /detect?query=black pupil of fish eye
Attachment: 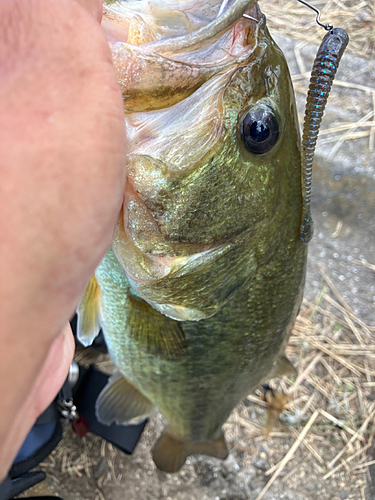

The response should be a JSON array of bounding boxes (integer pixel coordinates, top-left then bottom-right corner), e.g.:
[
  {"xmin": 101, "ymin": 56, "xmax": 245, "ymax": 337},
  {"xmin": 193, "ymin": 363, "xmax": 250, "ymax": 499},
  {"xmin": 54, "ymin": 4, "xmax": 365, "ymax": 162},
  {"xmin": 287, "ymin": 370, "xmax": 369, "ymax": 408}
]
[
  {"xmin": 249, "ymin": 120, "xmax": 270, "ymax": 143},
  {"xmin": 241, "ymin": 109, "xmax": 279, "ymax": 154}
]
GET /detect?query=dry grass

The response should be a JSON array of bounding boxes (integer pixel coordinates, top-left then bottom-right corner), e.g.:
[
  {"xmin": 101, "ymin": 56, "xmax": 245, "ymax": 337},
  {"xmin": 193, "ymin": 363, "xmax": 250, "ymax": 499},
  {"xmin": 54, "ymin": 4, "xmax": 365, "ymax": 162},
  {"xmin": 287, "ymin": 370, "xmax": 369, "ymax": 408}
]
[{"xmin": 263, "ymin": 0, "xmax": 375, "ymax": 59}]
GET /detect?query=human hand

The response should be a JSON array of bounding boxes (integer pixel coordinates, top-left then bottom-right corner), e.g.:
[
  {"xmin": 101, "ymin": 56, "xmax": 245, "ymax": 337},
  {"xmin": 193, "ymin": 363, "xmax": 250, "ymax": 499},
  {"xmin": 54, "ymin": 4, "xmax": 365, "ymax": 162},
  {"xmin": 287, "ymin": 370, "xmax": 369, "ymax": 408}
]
[{"xmin": 0, "ymin": 0, "xmax": 126, "ymax": 479}]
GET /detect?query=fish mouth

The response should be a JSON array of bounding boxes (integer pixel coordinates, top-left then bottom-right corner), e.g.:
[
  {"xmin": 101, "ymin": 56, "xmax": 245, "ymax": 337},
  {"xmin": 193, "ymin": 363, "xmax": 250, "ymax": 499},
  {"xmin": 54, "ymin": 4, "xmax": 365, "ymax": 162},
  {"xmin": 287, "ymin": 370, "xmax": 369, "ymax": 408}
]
[
  {"xmin": 103, "ymin": 1, "xmax": 260, "ymax": 48},
  {"xmin": 102, "ymin": 1, "xmax": 263, "ymax": 112},
  {"xmin": 142, "ymin": 0, "xmax": 261, "ymax": 56}
]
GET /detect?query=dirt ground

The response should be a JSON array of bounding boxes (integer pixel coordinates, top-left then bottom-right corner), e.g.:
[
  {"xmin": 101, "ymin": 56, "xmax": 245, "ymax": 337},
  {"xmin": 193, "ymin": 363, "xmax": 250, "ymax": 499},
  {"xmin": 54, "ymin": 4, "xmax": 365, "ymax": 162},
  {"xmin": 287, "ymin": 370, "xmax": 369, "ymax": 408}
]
[{"xmin": 21, "ymin": 1, "xmax": 375, "ymax": 499}]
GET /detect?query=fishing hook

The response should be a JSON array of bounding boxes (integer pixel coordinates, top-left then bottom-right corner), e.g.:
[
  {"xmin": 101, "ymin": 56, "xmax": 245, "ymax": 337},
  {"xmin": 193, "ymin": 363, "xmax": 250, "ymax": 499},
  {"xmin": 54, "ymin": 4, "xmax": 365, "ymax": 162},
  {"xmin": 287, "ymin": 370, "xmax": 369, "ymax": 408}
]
[
  {"xmin": 297, "ymin": 0, "xmax": 333, "ymax": 31},
  {"xmin": 242, "ymin": 13, "xmax": 259, "ymax": 23}
]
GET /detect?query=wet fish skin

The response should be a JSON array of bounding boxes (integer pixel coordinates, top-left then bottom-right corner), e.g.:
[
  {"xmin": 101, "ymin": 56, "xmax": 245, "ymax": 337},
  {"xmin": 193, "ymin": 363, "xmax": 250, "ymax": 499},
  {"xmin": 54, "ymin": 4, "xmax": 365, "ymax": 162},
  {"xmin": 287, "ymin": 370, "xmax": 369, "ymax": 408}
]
[{"xmin": 78, "ymin": 2, "xmax": 307, "ymax": 472}]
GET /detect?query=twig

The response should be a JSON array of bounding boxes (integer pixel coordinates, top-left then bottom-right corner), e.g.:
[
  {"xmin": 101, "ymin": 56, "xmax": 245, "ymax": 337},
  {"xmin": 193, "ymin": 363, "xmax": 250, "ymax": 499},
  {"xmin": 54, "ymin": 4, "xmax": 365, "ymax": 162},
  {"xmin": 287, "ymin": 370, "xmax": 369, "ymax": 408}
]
[
  {"xmin": 289, "ymin": 353, "xmax": 323, "ymax": 393},
  {"xmin": 343, "ymin": 312, "xmax": 364, "ymax": 345},
  {"xmin": 331, "ymin": 220, "xmax": 343, "ymax": 238},
  {"xmin": 319, "ymin": 357, "xmax": 341, "ymax": 385},
  {"xmin": 255, "ymin": 411, "xmax": 319, "ymax": 500},
  {"xmin": 327, "ymin": 110, "xmax": 374, "ymax": 160},
  {"xmin": 323, "ymin": 278, "xmax": 375, "ymax": 333},
  {"xmin": 328, "ymin": 79, "xmax": 373, "ymax": 94},
  {"xmin": 322, "ymin": 442, "xmax": 372, "ymax": 480},
  {"xmin": 327, "ymin": 403, "xmax": 375, "ymax": 468},
  {"xmin": 299, "ymin": 335, "xmax": 362, "ymax": 377},
  {"xmin": 299, "ymin": 392, "xmax": 316, "ymax": 419},
  {"xmin": 352, "ymin": 459, "xmax": 375, "ymax": 470},
  {"xmin": 291, "ymin": 428, "xmax": 324, "ymax": 464},
  {"xmin": 320, "ymin": 409, "xmax": 365, "ymax": 441},
  {"xmin": 369, "ymin": 89, "xmax": 375, "ymax": 151},
  {"xmin": 361, "ymin": 485, "xmax": 366, "ymax": 500},
  {"xmin": 307, "ymin": 374, "xmax": 331, "ymax": 399},
  {"xmin": 351, "ymin": 258, "xmax": 375, "ymax": 272},
  {"xmin": 245, "ymin": 394, "xmax": 268, "ymax": 408}
]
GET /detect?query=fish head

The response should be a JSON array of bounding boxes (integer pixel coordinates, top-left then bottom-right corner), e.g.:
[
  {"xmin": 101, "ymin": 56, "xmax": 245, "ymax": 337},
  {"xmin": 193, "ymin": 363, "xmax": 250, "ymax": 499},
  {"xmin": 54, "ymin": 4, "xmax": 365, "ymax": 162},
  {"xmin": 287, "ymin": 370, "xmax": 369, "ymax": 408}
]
[{"xmin": 107, "ymin": 3, "xmax": 302, "ymax": 320}]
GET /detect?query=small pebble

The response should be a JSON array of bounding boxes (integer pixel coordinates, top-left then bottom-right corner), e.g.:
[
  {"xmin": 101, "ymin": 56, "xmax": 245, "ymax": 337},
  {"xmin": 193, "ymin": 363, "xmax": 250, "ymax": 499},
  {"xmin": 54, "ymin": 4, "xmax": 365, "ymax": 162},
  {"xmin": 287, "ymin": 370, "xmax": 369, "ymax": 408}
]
[
  {"xmin": 305, "ymin": 479, "xmax": 319, "ymax": 491},
  {"xmin": 253, "ymin": 459, "xmax": 269, "ymax": 471},
  {"xmin": 94, "ymin": 458, "xmax": 108, "ymax": 479}
]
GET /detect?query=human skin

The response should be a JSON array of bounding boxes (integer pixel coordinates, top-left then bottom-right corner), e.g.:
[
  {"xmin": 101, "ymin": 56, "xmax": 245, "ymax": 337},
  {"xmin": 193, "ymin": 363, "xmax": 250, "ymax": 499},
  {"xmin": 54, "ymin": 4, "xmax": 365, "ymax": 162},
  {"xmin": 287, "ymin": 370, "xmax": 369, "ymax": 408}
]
[{"xmin": 0, "ymin": 0, "xmax": 126, "ymax": 479}]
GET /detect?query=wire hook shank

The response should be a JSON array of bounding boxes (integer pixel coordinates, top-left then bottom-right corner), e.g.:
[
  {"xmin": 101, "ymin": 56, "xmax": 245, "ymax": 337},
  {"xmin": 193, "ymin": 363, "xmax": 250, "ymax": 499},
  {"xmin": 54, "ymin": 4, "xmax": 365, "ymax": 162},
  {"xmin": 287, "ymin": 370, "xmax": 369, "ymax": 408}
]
[{"xmin": 297, "ymin": 0, "xmax": 333, "ymax": 31}]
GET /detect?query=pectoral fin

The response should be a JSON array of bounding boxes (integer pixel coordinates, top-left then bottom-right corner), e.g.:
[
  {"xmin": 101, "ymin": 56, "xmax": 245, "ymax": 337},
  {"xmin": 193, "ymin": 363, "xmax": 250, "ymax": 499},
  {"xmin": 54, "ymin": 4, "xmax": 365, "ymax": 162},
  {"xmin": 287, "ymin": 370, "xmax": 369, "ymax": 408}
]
[
  {"xmin": 94, "ymin": 249, "xmax": 187, "ymax": 360},
  {"xmin": 96, "ymin": 372, "xmax": 154, "ymax": 426},
  {"xmin": 76, "ymin": 276, "xmax": 101, "ymax": 347},
  {"xmin": 127, "ymin": 291, "xmax": 188, "ymax": 359},
  {"xmin": 152, "ymin": 429, "xmax": 228, "ymax": 473}
]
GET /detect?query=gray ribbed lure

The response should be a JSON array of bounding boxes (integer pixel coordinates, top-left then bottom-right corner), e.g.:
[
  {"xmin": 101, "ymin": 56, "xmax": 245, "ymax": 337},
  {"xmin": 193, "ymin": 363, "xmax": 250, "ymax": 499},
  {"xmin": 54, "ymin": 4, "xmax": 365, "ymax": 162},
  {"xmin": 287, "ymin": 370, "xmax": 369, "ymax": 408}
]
[{"xmin": 300, "ymin": 26, "xmax": 349, "ymax": 242}]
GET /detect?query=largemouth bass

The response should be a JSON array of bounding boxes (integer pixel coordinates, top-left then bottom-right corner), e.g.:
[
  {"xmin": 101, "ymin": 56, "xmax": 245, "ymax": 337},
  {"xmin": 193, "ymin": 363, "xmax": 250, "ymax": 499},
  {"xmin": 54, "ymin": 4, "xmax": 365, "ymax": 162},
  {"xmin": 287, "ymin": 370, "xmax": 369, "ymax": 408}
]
[{"xmin": 78, "ymin": 0, "xmax": 307, "ymax": 472}]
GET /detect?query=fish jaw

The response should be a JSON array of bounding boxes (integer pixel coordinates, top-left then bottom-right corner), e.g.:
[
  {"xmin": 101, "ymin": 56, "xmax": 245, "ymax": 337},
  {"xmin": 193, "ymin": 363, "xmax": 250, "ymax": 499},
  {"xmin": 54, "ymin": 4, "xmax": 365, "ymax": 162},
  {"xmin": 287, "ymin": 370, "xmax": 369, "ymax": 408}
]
[{"xmin": 102, "ymin": 2, "xmax": 260, "ymax": 112}]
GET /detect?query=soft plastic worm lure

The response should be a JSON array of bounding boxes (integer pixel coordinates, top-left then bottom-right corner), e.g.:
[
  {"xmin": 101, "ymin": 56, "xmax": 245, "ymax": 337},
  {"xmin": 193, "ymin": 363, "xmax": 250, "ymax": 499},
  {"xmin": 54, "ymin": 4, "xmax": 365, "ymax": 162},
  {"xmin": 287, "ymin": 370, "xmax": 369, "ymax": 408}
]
[{"xmin": 298, "ymin": 1, "xmax": 349, "ymax": 242}]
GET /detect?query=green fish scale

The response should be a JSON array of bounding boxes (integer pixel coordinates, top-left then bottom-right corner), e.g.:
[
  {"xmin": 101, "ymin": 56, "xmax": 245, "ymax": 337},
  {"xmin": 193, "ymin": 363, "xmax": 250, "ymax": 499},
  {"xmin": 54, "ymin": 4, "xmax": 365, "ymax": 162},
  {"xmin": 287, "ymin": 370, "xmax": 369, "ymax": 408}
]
[
  {"xmin": 97, "ymin": 234, "xmax": 306, "ymax": 442},
  {"xmin": 93, "ymin": 15, "xmax": 307, "ymax": 447}
]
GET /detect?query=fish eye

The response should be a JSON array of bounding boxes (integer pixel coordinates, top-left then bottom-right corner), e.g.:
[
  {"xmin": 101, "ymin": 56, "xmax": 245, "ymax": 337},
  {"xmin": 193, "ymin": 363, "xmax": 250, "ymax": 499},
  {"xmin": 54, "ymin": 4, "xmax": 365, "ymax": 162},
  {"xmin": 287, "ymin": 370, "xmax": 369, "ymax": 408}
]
[{"xmin": 241, "ymin": 106, "xmax": 279, "ymax": 154}]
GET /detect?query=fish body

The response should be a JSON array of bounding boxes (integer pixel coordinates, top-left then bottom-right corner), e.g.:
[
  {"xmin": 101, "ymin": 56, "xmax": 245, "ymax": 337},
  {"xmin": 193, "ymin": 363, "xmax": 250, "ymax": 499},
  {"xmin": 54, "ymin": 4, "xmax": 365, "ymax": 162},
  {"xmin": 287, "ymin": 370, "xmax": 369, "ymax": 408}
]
[{"xmin": 78, "ymin": 0, "xmax": 307, "ymax": 472}]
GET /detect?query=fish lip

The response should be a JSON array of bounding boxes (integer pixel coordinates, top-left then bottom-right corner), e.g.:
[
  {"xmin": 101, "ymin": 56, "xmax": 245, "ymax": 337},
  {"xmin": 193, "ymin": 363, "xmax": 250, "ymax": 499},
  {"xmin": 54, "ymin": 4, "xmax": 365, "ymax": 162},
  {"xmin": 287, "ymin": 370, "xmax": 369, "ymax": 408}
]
[
  {"xmin": 144, "ymin": 0, "xmax": 261, "ymax": 55},
  {"xmin": 105, "ymin": 4, "xmax": 265, "ymax": 112},
  {"xmin": 103, "ymin": 2, "xmax": 263, "ymax": 54}
]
